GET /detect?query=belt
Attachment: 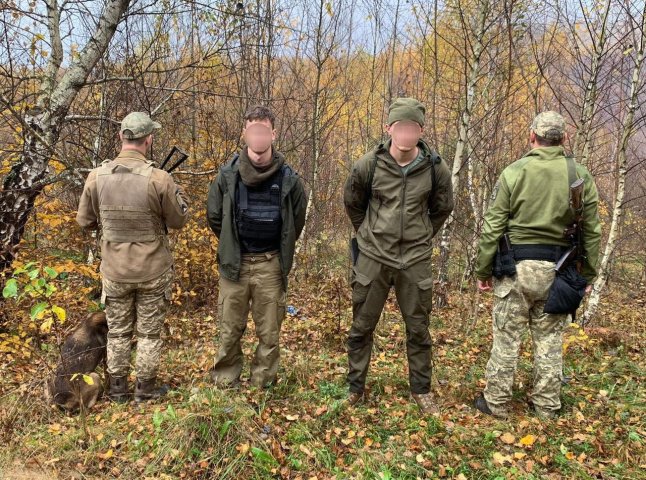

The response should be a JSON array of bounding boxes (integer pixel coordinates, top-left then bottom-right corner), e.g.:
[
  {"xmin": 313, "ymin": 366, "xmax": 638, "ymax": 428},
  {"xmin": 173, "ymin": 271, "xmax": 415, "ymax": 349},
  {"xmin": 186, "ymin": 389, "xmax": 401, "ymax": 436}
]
[
  {"xmin": 241, "ymin": 250, "xmax": 279, "ymax": 263},
  {"xmin": 512, "ymin": 244, "xmax": 567, "ymax": 262}
]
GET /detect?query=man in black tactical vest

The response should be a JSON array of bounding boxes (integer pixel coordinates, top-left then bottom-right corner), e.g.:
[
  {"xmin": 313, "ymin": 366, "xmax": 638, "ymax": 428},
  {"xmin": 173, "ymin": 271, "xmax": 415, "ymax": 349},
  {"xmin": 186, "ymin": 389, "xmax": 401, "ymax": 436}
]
[{"xmin": 206, "ymin": 106, "xmax": 307, "ymax": 389}]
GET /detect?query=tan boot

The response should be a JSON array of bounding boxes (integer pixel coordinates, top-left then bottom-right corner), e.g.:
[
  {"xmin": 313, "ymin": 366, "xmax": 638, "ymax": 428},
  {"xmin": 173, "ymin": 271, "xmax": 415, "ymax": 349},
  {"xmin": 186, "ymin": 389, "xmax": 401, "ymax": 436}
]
[
  {"xmin": 412, "ymin": 392, "xmax": 440, "ymax": 415},
  {"xmin": 346, "ymin": 391, "xmax": 366, "ymax": 406}
]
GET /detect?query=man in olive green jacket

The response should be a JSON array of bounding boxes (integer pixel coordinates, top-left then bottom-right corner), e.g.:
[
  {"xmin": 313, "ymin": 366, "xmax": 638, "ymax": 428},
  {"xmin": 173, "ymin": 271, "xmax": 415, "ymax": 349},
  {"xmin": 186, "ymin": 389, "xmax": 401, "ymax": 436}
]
[
  {"xmin": 474, "ymin": 111, "xmax": 601, "ymax": 420},
  {"xmin": 343, "ymin": 98, "xmax": 454, "ymax": 414},
  {"xmin": 206, "ymin": 106, "xmax": 307, "ymax": 388}
]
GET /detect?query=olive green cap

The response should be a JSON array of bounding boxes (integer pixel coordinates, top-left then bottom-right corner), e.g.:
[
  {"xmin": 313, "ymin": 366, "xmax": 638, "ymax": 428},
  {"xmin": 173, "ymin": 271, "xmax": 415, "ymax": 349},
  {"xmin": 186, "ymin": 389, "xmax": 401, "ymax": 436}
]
[{"xmin": 387, "ymin": 97, "xmax": 426, "ymax": 127}]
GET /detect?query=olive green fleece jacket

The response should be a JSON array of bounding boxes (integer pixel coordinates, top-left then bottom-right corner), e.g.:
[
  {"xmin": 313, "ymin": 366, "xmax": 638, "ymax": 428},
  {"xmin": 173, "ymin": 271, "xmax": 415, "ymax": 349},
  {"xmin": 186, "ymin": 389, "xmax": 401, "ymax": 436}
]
[
  {"xmin": 344, "ymin": 139, "xmax": 454, "ymax": 269},
  {"xmin": 475, "ymin": 146, "xmax": 602, "ymax": 282}
]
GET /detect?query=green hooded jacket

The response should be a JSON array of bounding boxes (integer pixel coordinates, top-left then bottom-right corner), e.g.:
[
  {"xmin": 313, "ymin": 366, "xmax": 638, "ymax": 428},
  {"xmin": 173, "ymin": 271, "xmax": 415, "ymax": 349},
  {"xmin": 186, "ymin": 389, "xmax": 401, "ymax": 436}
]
[
  {"xmin": 475, "ymin": 146, "xmax": 602, "ymax": 282},
  {"xmin": 206, "ymin": 152, "xmax": 307, "ymax": 288},
  {"xmin": 344, "ymin": 139, "xmax": 454, "ymax": 269}
]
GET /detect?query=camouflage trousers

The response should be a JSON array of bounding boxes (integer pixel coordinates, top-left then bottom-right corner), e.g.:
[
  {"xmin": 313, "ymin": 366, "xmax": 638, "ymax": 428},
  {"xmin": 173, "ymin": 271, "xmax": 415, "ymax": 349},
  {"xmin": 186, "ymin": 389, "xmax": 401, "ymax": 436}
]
[
  {"xmin": 211, "ymin": 252, "xmax": 286, "ymax": 388},
  {"xmin": 484, "ymin": 260, "xmax": 568, "ymax": 416},
  {"xmin": 102, "ymin": 268, "xmax": 174, "ymax": 380}
]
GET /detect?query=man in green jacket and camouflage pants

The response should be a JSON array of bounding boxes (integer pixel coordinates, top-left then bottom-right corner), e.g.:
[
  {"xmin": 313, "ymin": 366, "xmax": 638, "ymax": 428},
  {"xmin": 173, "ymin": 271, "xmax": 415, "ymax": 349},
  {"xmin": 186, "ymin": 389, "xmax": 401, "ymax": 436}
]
[
  {"xmin": 343, "ymin": 98, "xmax": 454, "ymax": 414},
  {"xmin": 207, "ymin": 106, "xmax": 307, "ymax": 389},
  {"xmin": 474, "ymin": 111, "xmax": 601, "ymax": 420}
]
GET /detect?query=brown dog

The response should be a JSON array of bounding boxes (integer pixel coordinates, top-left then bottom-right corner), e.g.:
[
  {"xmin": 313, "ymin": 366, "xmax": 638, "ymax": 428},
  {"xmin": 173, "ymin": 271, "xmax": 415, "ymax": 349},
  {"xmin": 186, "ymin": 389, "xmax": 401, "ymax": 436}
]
[{"xmin": 45, "ymin": 312, "xmax": 108, "ymax": 412}]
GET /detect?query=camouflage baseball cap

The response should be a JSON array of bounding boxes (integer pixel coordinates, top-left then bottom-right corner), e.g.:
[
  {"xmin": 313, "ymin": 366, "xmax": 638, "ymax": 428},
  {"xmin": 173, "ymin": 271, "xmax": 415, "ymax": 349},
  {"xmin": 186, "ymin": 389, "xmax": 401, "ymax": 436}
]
[
  {"xmin": 531, "ymin": 111, "xmax": 565, "ymax": 140},
  {"xmin": 120, "ymin": 112, "xmax": 161, "ymax": 140}
]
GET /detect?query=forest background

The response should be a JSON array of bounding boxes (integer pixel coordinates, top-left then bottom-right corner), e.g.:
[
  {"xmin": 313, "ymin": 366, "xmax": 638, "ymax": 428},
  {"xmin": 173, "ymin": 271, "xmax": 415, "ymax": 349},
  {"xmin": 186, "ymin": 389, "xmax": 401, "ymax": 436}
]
[{"xmin": 0, "ymin": 0, "xmax": 644, "ymax": 478}]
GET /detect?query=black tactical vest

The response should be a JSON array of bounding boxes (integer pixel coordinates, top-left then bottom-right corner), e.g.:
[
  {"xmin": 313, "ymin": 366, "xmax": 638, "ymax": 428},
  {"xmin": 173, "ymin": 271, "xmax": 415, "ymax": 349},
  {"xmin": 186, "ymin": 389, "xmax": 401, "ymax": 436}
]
[{"xmin": 236, "ymin": 168, "xmax": 284, "ymax": 253}]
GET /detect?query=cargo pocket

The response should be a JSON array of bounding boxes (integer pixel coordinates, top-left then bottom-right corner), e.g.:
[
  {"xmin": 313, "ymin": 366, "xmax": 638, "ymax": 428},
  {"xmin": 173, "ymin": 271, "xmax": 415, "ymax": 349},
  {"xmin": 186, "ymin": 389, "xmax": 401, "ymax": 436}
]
[
  {"xmin": 163, "ymin": 269, "xmax": 174, "ymax": 308},
  {"xmin": 217, "ymin": 290, "xmax": 226, "ymax": 321},
  {"xmin": 493, "ymin": 280, "xmax": 513, "ymax": 299},
  {"xmin": 164, "ymin": 283, "xmax": 173, "ymax": 303},
  {"xmin": 277, "ymin": 290, "xmax": 287, "ymax": 328},
  {"xmin": 492, "ymin": 280, "xmax": 513, "ymax": 329},
  {"xmin": 417, "ymin": 277, "xmax": 434, "ymax": 313},
  {"xmin": 352, "ymin": 271, "xmax": 372, "ymax": 305}
]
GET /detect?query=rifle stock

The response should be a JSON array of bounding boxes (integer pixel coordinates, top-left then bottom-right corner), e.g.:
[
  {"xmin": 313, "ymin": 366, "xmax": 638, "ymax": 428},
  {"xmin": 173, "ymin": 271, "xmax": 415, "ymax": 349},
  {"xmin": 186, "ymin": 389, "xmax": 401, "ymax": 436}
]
[
  {"xmin": 160, "ymin": 146, "xmax": 189, "ymax": 173},
  {"xmin": 563, "ymin": 178, "xmax": 585, "ymax": 267},
  {"xmin": 561, "ymin": 177, "xmax": 586, "ymax": 324}
]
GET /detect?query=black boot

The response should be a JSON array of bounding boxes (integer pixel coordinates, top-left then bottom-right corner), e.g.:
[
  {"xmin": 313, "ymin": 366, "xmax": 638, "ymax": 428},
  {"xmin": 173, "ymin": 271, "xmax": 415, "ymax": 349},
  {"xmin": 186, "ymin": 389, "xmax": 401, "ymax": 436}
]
[
  {"xmin": 473, "ymin": 392, "xmax": 494, "ymax": 416},
  {"xmin": 109, "ymin": 376, "xmax": 129, "ymax": 403},
  {"xmin": 474, "ymin": 392, "xmax": 508, "ymax": 419},
  {"xmin": 134, "ymin": 378, "xmax": 169, "ymax": 402}
]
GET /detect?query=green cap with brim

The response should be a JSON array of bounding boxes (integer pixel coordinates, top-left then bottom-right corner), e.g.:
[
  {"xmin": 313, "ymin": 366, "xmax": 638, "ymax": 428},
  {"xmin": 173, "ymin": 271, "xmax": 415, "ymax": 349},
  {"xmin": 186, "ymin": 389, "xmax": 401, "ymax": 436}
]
[{"xmin": 120, "ymin": 112, "xmax": 162, "ymax": 140}]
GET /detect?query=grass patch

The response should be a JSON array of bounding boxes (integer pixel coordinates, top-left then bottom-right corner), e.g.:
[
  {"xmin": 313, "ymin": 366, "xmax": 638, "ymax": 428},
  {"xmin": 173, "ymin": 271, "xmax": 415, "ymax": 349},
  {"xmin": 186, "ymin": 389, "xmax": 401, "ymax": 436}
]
[{"xmin": 1, "ymin": 284, "xmax": 644, "ymax": 479}]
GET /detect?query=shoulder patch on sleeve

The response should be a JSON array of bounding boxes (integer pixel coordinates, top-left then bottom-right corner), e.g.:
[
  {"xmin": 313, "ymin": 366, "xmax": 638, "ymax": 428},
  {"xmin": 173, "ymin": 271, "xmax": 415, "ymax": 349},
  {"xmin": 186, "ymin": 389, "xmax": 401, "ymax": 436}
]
[
  {"xmin": 490, "ymin": 181, "xmax": 500, "ymax": 202},
  {"xmin": 176, "ymin": 188, "xmax": 188, "ymax": 213}
]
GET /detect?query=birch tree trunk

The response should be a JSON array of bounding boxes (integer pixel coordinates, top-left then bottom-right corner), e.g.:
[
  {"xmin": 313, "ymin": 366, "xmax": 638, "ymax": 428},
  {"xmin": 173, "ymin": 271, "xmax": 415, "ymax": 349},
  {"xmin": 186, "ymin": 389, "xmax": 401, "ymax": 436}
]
[
  {"xmin": 0, "ymin": 0, "xmax": 131, "ymax": 271},
  {"xmin": 584, "ymin": 6, "xmax": 645, "ymax": 324},
  {"xmin": 435, "ymin": 1, "xmax": 490, "ymax": 307}
]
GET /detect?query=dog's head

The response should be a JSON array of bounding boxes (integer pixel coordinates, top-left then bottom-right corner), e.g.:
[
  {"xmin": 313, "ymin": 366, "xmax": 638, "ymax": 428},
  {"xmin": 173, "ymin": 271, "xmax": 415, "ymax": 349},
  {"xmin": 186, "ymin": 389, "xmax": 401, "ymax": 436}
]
[{"xmin": 86, "ymin": 311, "xmax": 108, "ymax": 337}]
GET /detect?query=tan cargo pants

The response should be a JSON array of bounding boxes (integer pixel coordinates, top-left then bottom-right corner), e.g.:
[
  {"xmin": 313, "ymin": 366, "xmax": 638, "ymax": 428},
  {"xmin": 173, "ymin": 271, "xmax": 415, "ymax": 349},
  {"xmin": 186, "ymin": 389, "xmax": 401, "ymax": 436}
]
[{"xmin": 211, "ymin": 252, "xmax": 286, "ymax": 387}]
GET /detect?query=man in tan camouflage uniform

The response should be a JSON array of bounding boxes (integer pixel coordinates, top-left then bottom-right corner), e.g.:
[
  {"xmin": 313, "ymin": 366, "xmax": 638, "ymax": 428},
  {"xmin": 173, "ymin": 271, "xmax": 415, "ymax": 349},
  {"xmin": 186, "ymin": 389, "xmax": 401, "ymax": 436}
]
[
  {"xmin": 474, "ymin": 111, "xmax": 601, "ymax": 420},
  {"xmin": 77, "ymin": 112, "xmax": 190, "ymax": 403}
]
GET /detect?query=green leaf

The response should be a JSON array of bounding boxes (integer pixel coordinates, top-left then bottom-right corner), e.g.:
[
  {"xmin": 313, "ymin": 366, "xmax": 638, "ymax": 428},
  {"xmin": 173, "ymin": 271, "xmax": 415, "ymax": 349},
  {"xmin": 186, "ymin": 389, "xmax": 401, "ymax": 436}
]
[
  {"xmin": 152, "ymin": 410, "xmax": 164, "ymax": 430},
  {"xmin": 165, "ymin": 404, "xmax": 177, "ymax": 419},
  {"xmin": 51, "ymin": 305, "xmax": 66, "ymax": 322},
  {"xmin": 2, "ymin": 279, "xmax": 18, "ymax": 298},
  {"xmin": 219, "ymin": 420, "xmax": 234, "ymax": 439},
  {"xmin": 45, "ymin": 284, "xmax": 57, "ymax": 298},
  {"xmin": 30, "ymin": 302, "xmax": 48, "ymax": 320},
  {"xmin": 250, "ymin": 447, "xmax": 277, "ymax": 465},
  {"xmin": 82, "ymin": 374, "xmax": 94, "ymax": 385},
  {"xmin": 44, "ymin": 267, "xmax": 58, "ymax": 279},
  {"xmin": 27, "ymin": 268, "xmax": 39, "ymax": 280}
]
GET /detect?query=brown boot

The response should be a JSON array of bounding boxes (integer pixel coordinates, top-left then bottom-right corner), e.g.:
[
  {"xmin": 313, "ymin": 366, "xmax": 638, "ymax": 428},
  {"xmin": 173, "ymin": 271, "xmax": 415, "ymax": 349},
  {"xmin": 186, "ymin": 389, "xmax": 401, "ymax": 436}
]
[
  {"xmin": 346, "ymin": 391, "xmax": 366, "ymax": 406},
  {"xmin": 134, "ymin": 378, "xmax": 169, "ymax": 402},
  {"xmin": 412, "ymin": 392, "xmax": 440, "ymax": 415},
  {"xmin": 109, "ymin": 376, "xmax": 129, "ymax": 403}
]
